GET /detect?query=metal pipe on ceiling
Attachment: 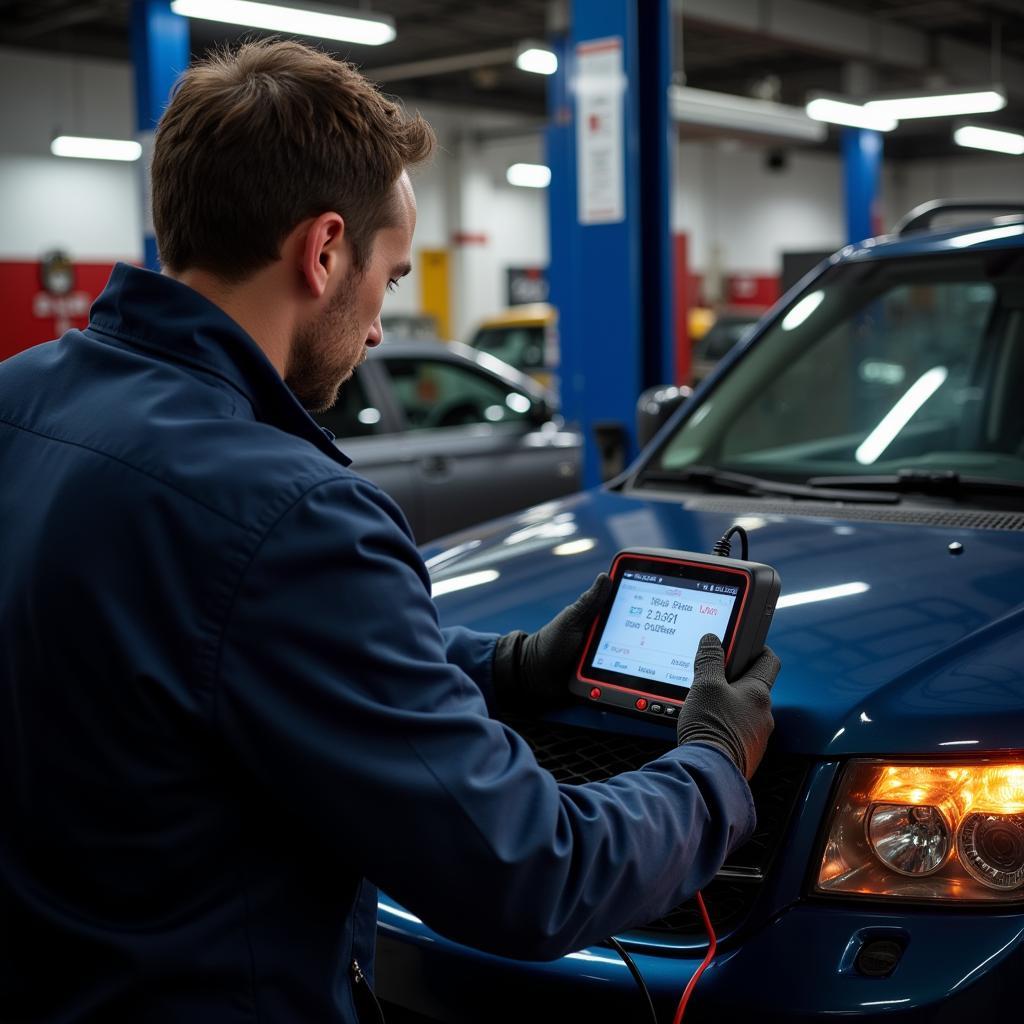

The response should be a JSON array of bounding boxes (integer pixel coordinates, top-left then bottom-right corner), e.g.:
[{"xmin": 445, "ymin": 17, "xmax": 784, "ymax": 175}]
[{"xmin": 368, "ymin": 46, "xmax": 519, "ymax": 83}]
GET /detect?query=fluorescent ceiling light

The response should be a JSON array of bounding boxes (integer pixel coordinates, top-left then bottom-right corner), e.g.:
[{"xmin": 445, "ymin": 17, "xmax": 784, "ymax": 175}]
[
  {"xmin": 670, "ymin": 85, "xmax": 826, "ymax": 143},
  {"xmin": 855, "ymin": 367, "xmax": 948, "ymax": 465},
  {"xmin": 507, "ymin": 163, "xmax": 551, "ymax": 188},
  {"xmin": 953, "ymin": 124, "xmax": 1024, "ymax": 156},
  {"xmin": 805, "ymin": 96, "xmax": 896, "ymax": 132},
  {"xmin": 170, "ymin": 0, "xmax": 396, "ymax": 46},
  {"xmin": 51, "ymin": 135, "xmax": 142, "ymax": 161},
  {"xmin": 516, "ymin": 44, "xmax": 557, "ymax": 76},
  {"xmin": 865, "ymin": 87, "xmax": 1006, "ymax": 120}
]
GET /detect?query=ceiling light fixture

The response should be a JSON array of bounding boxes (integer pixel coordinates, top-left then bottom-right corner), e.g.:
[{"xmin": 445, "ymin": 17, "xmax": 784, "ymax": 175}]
[
  {"xmin": 953, "ymin": 124, "xmax": 1024, "ymax": 156},
  {"xmin": 670, "ymin": 85, "xmax": 826, "ymax": 143},
  {"xmin": 50, "ymin": 135, "xmax": 142, "ymax": 161},
  {"xmin": 515, "ymin": 42, "xmax": 558, "ymax": 76},
  {"xmin": 507, "ymin": 163, "xmax": 551, "ymax": 188},
  {"xmin": 865, "ymin": 87, "xmax": 1006, "ymax": 121},
  {"xmin": 169, "ymin": 0, "xmax": 396, "ymax": 46},
  {"xmin": 805, "ymin": 95, "xmax": 897, "ymax": 132}
]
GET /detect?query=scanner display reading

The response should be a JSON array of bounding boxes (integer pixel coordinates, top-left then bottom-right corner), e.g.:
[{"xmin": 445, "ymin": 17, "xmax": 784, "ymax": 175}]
[{"xmin": 592, "ymin": 571, "xmax": 738, "ymax": 689}]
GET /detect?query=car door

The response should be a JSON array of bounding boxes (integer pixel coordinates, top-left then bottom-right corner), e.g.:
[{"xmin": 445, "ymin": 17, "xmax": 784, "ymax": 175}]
[
  {"xmin": 376, "ymin": 352, "xmax": 581, "ymax": 542},
  {"xmin": 314, "ymin": 363, "xmax": 426, "ymax": 538}
]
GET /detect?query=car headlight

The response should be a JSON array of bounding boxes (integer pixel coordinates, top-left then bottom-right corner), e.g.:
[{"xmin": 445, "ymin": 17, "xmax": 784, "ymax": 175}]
[{"xmin": 815, "ymin": 760, "xmax": 1024, "ymax": 902}]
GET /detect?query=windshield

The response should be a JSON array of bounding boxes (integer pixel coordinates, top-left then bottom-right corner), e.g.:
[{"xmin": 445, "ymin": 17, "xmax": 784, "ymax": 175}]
[{"xmin": 653, "ymin": 250, "xmax": 1024, "ymax": 488}]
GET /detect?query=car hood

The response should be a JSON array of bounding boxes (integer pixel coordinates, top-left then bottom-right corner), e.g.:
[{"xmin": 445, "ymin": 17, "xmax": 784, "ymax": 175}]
[{"xmin": 424, "ymin": 489, "xmax": 1024, "ymax": 757}]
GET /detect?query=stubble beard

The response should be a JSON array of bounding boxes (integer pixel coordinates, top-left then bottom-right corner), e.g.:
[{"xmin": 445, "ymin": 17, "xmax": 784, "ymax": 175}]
[{"xmin": 285, "ymin": 273, "xmax": 366, "ymax": 415}]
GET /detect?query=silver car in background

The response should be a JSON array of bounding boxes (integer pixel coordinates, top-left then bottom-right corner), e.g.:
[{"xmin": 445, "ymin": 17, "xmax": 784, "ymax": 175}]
[{"xmin": 316, "ymin": 341, "xmax": 581, "ymax": 542}]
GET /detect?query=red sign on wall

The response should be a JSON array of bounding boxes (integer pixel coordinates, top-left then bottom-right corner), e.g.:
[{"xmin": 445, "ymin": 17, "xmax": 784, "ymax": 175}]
[{"xmin": 0, "ymin": 259, "xmax": 118, "ymax": 361}]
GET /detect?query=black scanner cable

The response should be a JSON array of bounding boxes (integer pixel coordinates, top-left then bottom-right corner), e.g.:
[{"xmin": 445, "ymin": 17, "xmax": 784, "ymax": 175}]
[{"xmin": 608, "ymin": 937, "xmax": 658, "ymax": 1024}]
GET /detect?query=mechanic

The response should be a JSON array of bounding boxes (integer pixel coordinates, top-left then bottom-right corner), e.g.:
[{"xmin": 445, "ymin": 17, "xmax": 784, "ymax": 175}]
[{"xmin": 0, "ymin": 40, "xmax": 779, "ymax": 1023}]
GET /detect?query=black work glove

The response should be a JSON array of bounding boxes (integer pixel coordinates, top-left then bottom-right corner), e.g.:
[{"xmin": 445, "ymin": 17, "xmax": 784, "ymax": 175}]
[
  {"xmin": 676, "ymin": 634, "xmax": 780, "ymax": 779},
  {"xmin": 492, "ymin": 574, "xmax": 612, "ymax": 709}
]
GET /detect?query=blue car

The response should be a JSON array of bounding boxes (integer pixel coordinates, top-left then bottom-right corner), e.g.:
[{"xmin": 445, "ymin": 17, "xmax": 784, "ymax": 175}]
[{"xmin": 376, "ymin": 202, "xmax": 1024, "ymax": 1022}]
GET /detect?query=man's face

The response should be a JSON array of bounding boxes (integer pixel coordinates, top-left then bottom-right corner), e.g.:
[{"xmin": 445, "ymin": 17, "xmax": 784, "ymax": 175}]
[{"xmin": 287, "ymin": 173, "xmax": 416, "ymax": 413}]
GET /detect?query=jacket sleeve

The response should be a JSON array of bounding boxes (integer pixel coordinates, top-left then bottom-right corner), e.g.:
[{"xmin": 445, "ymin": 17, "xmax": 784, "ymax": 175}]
[
  {"xmin": 440, "ymin": 625, "xmax": 500, "ymax": 714},
  {"xmin": 214, "ymin": 475, "xmax": 755, "ymax": 962}
]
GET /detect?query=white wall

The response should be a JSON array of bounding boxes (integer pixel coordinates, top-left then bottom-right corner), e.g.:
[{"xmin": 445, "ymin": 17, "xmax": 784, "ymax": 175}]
[
  {"xmin": 0, "ymin": 46, "xmax": 142, "ymax": 262},
  {"xmin": 674, "ymin": 139, "xmax": 1024, "ymax": 282},
  {"xmin": 674, "ymin": 138, "xmax": 846, "ymax": 282},
  {"xmin": 887, "ymin": 155, "xmax": 1024, "ymax": 223},
  {"xmin": 0, "ymin": 157, "xmax": 142, "ymax": 261}
]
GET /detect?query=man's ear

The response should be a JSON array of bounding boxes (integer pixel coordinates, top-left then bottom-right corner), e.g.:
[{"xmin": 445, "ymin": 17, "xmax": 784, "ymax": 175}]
[{"xmin": 298, "ymin": 212, "xmax": 348, "ymax": 299}]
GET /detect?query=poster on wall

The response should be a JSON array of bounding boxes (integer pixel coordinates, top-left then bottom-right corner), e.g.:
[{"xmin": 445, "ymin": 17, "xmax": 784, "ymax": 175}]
[
  {"xmin": 33, "ymin": 251, "xmax": 91, "ymax": 334},
  {"xmin": 575, "ymin": 36, "xmax": 626, "ymax": 226},
  {"xmin": 506, "ymin": 266, "xmax": 549, "ymax": 306}
]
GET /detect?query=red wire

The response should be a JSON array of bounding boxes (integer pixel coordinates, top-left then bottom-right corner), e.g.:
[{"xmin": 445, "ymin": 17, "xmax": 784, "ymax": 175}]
[{"xmin": 672, "ymin": 890, "xmax": 717, "ymax": 1024}]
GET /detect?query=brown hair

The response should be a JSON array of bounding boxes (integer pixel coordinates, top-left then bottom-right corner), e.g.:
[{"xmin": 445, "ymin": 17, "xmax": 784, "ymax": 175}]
[{"xmin": 151, "ymin": 39, "xmax": 435, "ymax": 281}]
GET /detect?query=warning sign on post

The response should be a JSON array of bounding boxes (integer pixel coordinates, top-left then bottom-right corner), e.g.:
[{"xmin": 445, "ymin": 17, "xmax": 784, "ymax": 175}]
[{"xmin": 575, "ymin": 37, "xmax": 626, "ymax": 226}]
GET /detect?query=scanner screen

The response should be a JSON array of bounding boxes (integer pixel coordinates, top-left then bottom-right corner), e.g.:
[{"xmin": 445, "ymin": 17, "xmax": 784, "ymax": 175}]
[{"xmin": 591, "ymin": 571, "xmax": 738, "ymax": 689}]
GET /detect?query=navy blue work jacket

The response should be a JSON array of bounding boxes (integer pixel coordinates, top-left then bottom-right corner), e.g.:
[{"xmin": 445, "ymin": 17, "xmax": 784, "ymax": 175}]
[{"xmin": 0, "ymin": 264, "xmax": 755, "ymax": 1022}]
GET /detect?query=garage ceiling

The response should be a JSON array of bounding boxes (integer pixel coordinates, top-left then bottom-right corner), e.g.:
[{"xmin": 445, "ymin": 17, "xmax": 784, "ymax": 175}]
[{"xmin": 0, "ymin": 0, "xmax": 1021, "ymax": 158}]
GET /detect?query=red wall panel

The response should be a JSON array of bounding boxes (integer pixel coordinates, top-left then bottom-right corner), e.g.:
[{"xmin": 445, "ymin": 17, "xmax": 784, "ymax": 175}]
[{"xmin": 0, "ymin": 261, "xmax": 117, "ymax": 361}]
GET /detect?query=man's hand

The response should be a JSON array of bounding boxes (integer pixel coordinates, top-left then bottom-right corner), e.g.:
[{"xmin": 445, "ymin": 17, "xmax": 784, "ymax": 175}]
[
  {"xmin": 676, "ymin": 634, "xmax": 780, "ymax": 779},
  {"xmin": 492, "ymin": 574, "xmax": 612, "ymax": 709}
]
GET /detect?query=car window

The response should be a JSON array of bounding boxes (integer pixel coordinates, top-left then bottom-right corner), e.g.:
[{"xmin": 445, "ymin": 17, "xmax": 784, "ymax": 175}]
[
  {"xmin": 470, "ymin": 326, "xmax": 546, "ymax": 369},
  {"xmin": 655, "ymin": 252, "xmax": 1024, "ymax": 483},
  {"xmin": 313, "ymin": 371, "xmax": 384, "ymax": 439},
  {"xmin": 382, "ymin": 357, "xmax": 536, "ymax": 431}
]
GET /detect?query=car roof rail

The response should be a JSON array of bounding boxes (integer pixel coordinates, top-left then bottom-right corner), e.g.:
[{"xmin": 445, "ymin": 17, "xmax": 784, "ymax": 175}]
[{"xmin": 895, "ymin": 199, "xmax": 1024, "ymax": 237}]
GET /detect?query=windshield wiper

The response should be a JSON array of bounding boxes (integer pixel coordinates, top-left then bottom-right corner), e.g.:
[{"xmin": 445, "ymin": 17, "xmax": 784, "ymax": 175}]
[
  {"xmin": 636, "ymin": 465, "xmax": 900, "ymax": 504},
  {"xmin": 807, "ymin": 470, "xmax": 1024, "ymax": 499}
]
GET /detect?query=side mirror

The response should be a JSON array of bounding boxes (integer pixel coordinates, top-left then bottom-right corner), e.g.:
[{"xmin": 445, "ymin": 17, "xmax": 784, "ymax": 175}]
[
  {"xmin": 529, "ymin": 396, "xmax": 554, "ymax": 427},
  {"xmin": 636, "ymin": 384, "xmax": 692, "ymax": 449}
]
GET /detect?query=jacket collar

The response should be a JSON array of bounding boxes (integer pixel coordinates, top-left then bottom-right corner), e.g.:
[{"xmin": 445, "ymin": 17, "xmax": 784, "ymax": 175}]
[{"xmin": 87, "ymin": 262, "xmax": 350, "ymax": 466}]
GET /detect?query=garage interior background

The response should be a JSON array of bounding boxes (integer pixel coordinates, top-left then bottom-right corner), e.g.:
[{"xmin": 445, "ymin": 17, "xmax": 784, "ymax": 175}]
[{"xmin": 1, "ymin": 0, "xmax": 1022, "ymax": 358}]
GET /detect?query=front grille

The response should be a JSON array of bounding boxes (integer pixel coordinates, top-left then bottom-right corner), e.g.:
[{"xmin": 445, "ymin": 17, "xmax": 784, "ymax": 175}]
[{"xmin": 501, "ymin": 713, "xmax": 808, "ymax": 940}]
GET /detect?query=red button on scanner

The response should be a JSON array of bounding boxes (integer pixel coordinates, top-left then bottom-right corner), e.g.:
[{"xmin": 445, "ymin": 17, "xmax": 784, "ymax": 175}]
[
  {"xmin": 635, "ymin": 698, "xmax": 648, "ymax": 711},
  {"xmin": 589, "ymin": 687, "xmax": 602, "ymax": 700}
]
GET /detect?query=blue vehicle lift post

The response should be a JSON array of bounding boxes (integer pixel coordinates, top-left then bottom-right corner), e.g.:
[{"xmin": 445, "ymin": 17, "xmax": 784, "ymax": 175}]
[
  {"xmin": 547, "ymin": 0, "xmax": 674, "ymax": 488},
  {"xmin": 130, "ymin": 0, "xmax": 189, "ymax": 271},
  {"xmin": 842, "ymin": 127, "xmax": 883, "ymax": 245}
]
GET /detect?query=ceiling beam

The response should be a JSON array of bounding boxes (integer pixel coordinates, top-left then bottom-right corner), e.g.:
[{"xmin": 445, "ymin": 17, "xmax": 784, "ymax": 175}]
[
  {"xmin": 6, "ymin": 2, "xmax": 111, "ymax": 41},
  {"xmin": 677, "ymin": 0, "xmax": 1024, "ymax": 96},
  {"xmin": 367, "ymin": 46, "xmax": 518, "ymax": 84}
]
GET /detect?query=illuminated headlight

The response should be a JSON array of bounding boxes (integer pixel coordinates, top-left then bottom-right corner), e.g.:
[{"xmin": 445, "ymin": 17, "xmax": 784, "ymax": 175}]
[
  {"xmin": 866, "ymin": 804, "xmax": 951, "ymax": 876},
  {"xmin": 958, "ymin": 812, "xmax": 1024, "ymax": 890},
  {"xmin": 816, "ymin": 760, "xmax": 1024, "ymax": 902}
]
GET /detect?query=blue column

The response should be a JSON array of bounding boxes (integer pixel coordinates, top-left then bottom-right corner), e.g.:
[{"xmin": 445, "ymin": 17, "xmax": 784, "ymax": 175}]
[
  {"xmin": 546, "ymin": 0, "xmax": 673, "ymax": 488},
  {"xmin": 842, "ymin": 127, "xmax": 882, "ymax": 245},
  {"xmin": 131, "ymin": 0, "xmax": 189, "ymax": 270}
]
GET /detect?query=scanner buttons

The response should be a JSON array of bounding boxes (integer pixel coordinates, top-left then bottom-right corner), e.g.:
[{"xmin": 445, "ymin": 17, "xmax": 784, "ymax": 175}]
[{"xmin": 633, "ymin": 697, "xmax": 682, "ymax": 717}]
